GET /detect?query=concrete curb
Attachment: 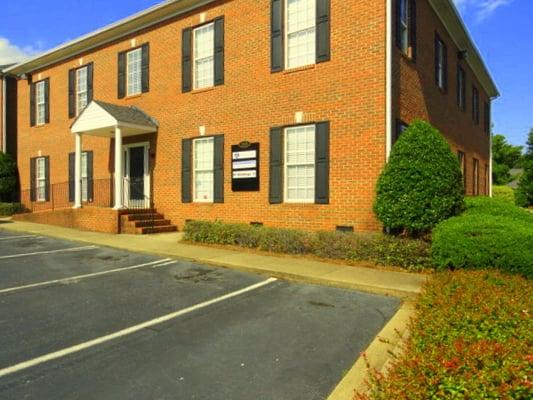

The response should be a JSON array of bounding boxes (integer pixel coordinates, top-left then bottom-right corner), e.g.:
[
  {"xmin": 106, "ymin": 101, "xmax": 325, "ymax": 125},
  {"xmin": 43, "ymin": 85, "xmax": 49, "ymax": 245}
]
[{"xmin": 327, "ymin": 300, "xmax": 416, "ymax": 399}]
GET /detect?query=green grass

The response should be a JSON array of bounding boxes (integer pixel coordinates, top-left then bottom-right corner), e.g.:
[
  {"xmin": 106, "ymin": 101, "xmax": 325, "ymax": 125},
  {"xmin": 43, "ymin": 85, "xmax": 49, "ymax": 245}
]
[{"xmin": 356, "ymin": 270, "xmax": 533, "ymax": 400}]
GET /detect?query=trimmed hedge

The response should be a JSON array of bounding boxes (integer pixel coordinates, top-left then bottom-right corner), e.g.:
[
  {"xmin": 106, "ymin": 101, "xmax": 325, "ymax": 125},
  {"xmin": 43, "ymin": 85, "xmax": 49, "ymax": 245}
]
[
  {"xmin": 0, "ymin": 203, "xmax": 24, "ymax": 216},
  {"xmin": 356, "ymin": 270, "xmax": 533, "ymax": 399},
  {"xmin": 374, "ymin": 120, "xmax": 464, "ymax": 235},
  {"xmin": 184, "ymin": 220, "xmax": 432, "ymax": 271},
  {"xmin": 432, "ymin": 197, "xmax": 533, "ymax": 278},
  {"xmin": 492, "ymin": 185, "xmax": 516, "ymax": 204}
]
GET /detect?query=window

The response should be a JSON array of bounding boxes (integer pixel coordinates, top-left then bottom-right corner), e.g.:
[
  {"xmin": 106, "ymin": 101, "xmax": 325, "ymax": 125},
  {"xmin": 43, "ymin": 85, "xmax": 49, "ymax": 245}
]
[
  {"xmin": 473, "ymin": 158, "xmax": 479, "ymax": 196},
  {"xmin": 285, "ymin": 125, "xmax": 316, "ymax": 202},
  {"xmin": 485, "ymin": 164, "xmax": 490, "ymax": 195},
  {"xmin": 126, "ymin": 48, "xmax": 142, "ymax": 96},
  {"xmin": 193, "ymin": 137, "xmax": 214, "ymax": 202},
  {"xmin": 484, "ymin": 101, "xmax": 491, "ymax": 134},
  {"xmin": 397, "ymin": 0, "xmax": 415, "ymax": 58},
  {"xmin": 81, "ymin": 152, "xmax": 89, "ymax": 202},
  {"xmin": 457, "ymin": 66, "xmax": 466, "ymax": 111},
  {"xmin": 36, "ymin": 81, "xmax": 46, "ymax": 125},
  {"xmin": 286, "ymin": 0, "xmax": 316, "ymax": 69},
  {"xmin": 435, "ymin": 35, "xmax": 447, "ymax": 91},
  {"xmin": 472, "ymin": 86, "xmax": 480, "ymax": 124},
  {"xmin": 458, "ymin": 151, "xmax": 466, "ymax": 190},
  {"xmin": 393, "ymin": 120, "xmax": 409, "ymax": 145},
  {"xmin": 36, "ymin": 157, "xmax": 47, "ymax": 202},
  {"xmin": 193, "ymin": 23, "xmax": 215, "ymax": 89},
  {"xmin": 76, "ymin": 67, "xmax": 88, "ymax": 115}
]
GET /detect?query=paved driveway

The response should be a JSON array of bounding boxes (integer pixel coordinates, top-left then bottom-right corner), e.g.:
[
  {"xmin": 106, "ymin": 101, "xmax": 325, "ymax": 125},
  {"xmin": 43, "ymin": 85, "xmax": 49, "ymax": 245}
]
[{"xmin": 0, "ymin": 229, "xmax": 400, "ymax": 400}]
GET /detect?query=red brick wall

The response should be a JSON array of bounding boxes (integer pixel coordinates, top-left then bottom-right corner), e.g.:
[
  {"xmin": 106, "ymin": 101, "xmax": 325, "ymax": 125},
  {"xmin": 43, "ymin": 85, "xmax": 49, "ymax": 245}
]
[
  {"xmin": 13, "ymin": 208, "xmax": 119, "ymax": 233},
  {"xmin": 393, "ymin": 0, "xmax": 491, "ymax": 196},
  {"xmin": 16, "ymin": 0, "xmax": 388, "ymax": 232}
]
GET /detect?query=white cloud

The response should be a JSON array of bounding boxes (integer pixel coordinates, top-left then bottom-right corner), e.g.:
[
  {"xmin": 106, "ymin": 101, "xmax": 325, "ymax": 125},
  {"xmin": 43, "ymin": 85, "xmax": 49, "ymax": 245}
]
[
  {"xmin": 453, "ymin": 0, "xmax": 513, "ymax": 21},
  {"xmin": 0, "ymin": 37, "xmax": 44, "ymax": 65}
]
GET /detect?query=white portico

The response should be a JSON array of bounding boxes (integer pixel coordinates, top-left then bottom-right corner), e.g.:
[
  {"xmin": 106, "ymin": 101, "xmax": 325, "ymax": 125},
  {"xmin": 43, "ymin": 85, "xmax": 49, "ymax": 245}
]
[{"xmin": 71, "ymin": 100, "xmax": 158, "ymax": 209}]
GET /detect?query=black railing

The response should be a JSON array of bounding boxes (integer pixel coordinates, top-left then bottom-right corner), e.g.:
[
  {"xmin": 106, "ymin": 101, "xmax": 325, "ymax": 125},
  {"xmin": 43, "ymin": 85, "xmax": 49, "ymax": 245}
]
[{"xmin": 122, "ymin": 177, "xmax": 155, "ymax": 232}]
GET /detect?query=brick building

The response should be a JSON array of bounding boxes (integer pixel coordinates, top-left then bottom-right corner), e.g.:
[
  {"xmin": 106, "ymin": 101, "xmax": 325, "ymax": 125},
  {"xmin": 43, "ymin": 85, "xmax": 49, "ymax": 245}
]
[
  {"xmin": 0, "ymin": 64, "xmax": 17, "ymax": 159},
  {"xmin": 5, "ymin": 0, "xmax": 498, "ymax": 234}
]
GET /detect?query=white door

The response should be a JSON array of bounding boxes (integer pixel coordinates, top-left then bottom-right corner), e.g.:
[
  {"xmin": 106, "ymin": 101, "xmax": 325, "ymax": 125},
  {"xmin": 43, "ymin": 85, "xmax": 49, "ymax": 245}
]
[{"xmin": 123, "ymin": 143, "xmax": 150, "ymax": 208}]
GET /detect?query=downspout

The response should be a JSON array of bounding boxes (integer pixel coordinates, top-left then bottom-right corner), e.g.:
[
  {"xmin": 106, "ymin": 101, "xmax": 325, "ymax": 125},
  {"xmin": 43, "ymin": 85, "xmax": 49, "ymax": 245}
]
[
  {"xmin": 1, "ymin": 74, "xmax": 6, "ymax": 154},
  {"xmin": 385, "ymin": 0, "xmax": 393, "ymax": 160}
]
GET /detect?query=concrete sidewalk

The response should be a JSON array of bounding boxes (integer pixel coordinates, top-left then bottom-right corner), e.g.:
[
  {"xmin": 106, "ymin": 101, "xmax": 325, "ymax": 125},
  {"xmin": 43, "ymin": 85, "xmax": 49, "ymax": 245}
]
[{"xmin": 0, "ymin": 218, "xmax": 428, "ymax": 298}]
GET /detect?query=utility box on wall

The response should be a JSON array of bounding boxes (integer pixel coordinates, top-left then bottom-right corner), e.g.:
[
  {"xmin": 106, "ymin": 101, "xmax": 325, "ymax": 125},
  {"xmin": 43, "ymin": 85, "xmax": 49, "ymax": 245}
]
[{"xmin": 231, "ymin": 142, "xmax": 260, "ymax": 192}]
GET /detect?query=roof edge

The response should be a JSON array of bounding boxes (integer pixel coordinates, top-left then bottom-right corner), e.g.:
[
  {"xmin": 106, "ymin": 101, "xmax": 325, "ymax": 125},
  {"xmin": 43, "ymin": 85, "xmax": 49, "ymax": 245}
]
[
  {"xmin": 5, "ymin": 0, "xmax": 216, "ymax": 75},
  {"xmin": 429, "ymin": 0, "xmax": 499, "ymax": 98}
]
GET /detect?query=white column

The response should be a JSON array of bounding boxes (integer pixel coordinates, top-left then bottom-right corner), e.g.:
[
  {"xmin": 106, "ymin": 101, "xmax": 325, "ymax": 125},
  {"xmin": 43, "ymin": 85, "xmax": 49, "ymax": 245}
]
[
  {"xmin": 73, "ymin": 133, "xmax": 83, "ymax": 208},
  {"xmin": 113, "ymin": 126, "xmax": 124, "ymax": 209}
]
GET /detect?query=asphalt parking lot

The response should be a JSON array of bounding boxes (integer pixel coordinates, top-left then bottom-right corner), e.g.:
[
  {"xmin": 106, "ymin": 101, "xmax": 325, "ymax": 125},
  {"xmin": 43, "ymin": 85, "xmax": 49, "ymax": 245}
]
[{"xmin": 0, "ymin": 229, "xmax": 400, "ymax": 400}]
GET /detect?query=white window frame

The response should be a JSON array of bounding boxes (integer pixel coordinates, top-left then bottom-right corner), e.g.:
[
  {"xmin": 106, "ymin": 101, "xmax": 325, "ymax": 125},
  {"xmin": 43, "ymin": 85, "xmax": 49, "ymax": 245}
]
[
  {"xmin": 285, "ymin": 0, "xmax": 317, "ymax": 70},
  {"xmin": 75, "ymin": 66, "xmax": 88, "ymax": 116},
  {"xmin": 36, "ymin": 157, "xmax": 47, "ymax": 202},
  {"xmin": 193, "ymin": 22, "xmax": 215, "ymax": 90},
  {"xmin": 35, "ymin": 81, "xmax": 46, "ymax": 125},
  {"xmin": 126, "ymin": 48, "xmax": 142, "ymax": 96},
  {"xmin": 81, "ymin": 152, "xmax": 88, "ymax": 202},
  {"xmin": 193, "ymin": 137, "xmax": 215, "ymax": 203},
  {"xmin": 399, "ymin": 0, "xmax": 410, "ymax": 54},
  {"xmin": 436, "ymin": 38, "xmax": 446, "ymax": 90},
  {"xmin": 284, "ymin": 125, "xmax": 316, "ymax": 203}
]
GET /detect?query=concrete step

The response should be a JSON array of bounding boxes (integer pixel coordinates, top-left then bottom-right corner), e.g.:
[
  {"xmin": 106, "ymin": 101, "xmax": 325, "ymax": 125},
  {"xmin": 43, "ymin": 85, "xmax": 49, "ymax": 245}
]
[
  {"xmin": 134, "ymin": 219, "xmax": 172, "ymax": 228},
  {"xmin": 137, "ymin": 225, "xmax": 178, "ymax": 234}
]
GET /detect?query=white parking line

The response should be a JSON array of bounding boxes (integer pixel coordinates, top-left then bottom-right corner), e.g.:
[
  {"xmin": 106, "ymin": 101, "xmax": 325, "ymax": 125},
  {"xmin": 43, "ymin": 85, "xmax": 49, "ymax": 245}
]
[
  {"xmin": 0, "ymin": 277, "xmax": 277, "ymax": 378},
  {"xmin": 0, "ymin": 258, "xmax": 174, "ymax": 295},
  {"xmin": 0, "ymin": 235, "xmax": 37, "ymax": 241},
  {"xmin": 0, "ymin": 246, "xmax": 98, "ymax": 260}
]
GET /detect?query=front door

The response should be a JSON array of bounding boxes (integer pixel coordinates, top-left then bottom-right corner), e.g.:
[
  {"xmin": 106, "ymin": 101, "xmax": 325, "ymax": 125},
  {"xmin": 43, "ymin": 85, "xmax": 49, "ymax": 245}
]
[{"xmin": 123, "ymin": 144, "xmax": 150, "ymax": 208}]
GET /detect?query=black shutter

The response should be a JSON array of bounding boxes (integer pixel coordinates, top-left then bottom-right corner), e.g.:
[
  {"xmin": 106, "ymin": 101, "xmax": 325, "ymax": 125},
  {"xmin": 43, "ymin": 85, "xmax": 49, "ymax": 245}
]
[
  {"xmin": 214, "ymin": 17, "xmax": 225, "ymax": 86},
  {"xmin": 182, "ymin": 139, "xmax": 192, "ymax": 203},
  {"xmin": 87, "ymin": 151, "xmax": 94, "ymax": 202},
  {"xmin": 434, "ymin": 35, "xmax": 439, "ymax": 87},
  {"xmin": 182, "ymin": 28, "xmax": 192, "ymax": 93},
  {"xmin": 316, "ymin": 0, "xmax": 330, "ymax": 63},
  {"xmin": 395, "ymin": 0, "xmax": 402, "ymax": 49},
  {"xmin": 315, "ymin": 122, "xmax": 330, "ymax": 204},
  {"xmin": 30, "ymin": 83, "xmax": 36, "ymax": 127},
  {"xmin": 443, "ymin": 43, "xmax": 448, "ymax": 93},
  {"xmin": 44, "ymin": 79, "xmax": 50, "ymax": 124},
  {"xmin": 271, "ymin": 0, "xmax": 284, "ymax": 72},
  {"xmin": 68, "ymin": 69, "xmax": 76, "ymax": 118},
  {"xmin": 141, "ymin": 43, "xmax": 150, "ymax": 93},
  {"xmin": 118, "ymin": 51, "xmax": 126, "ymax": 99},
  {"xmin": 409, "ymin": 0, "xmax": 417, "ymax": 61},
  {"xmin": 87, "ymin": 62, "xmax": 94, "ymax": 103},
  {"xmin": 213, "ymin": 135, "xmax": 224, "ymax": 203},
  {"xmin": 30, "ymin": 158, "xmax": 36, "ymax": 201},
  {"xmin": 68, "ymin": 152, "xmax": 75, "ymax": 202},
  {"xmin": 269, "ymin": 127, "xmax": 283, "ymax": 204},
  {"xmin": 44, "ymin": 156, "xmax": 50, "ymax": 202}
]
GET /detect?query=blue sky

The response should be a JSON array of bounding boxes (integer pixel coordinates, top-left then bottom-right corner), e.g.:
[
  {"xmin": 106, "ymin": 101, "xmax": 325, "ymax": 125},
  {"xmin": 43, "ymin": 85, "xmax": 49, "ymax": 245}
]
[{"xmin": 0, "ymin": 0, "xmax": 531, "ymax": 146}]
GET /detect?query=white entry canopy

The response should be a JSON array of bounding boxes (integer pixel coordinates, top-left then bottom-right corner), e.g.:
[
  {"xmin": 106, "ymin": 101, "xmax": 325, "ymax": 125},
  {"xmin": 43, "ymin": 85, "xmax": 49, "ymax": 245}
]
[{"xmin": 71, "ymin": 100, "xmax": 158, "ymax": 137}]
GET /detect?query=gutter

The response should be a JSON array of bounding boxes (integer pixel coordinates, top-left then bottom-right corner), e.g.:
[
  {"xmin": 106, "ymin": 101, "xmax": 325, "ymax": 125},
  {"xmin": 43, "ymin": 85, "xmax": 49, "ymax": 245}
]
[{"xmin": 385, "ymin": 0, "xmax": 393, "ymax": 160}]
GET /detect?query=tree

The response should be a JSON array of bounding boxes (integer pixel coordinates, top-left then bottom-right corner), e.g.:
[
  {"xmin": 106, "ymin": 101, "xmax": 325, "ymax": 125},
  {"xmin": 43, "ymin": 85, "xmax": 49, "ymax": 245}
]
[
  {"xmin": 516, "ymin": 128, "xmax": 533, "ymax": 207},
  {"xmin": 374, "ymin": 120, "xmax": 464, "ymax": 236},
  {"xmin": 0, "ymin": 153, "xmax": 18, "ymax": 202},
  {"xmin": 491, "ymin": 134, "xmax": 523, "ymax": 185}
]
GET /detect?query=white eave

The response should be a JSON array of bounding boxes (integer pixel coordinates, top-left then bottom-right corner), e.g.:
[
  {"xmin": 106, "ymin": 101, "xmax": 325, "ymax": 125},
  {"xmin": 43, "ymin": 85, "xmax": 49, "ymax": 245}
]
[
  {"xmin": 429, "ymin": 0, "xmax": 499, "ymax": 98},
  {"xmin": 5, "ymin": 0, "xmax": 217, "ymax": 76}
]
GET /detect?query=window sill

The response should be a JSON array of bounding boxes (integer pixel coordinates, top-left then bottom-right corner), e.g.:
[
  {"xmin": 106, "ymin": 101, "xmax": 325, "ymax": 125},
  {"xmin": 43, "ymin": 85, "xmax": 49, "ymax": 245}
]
[
  {"xmin": 33, "ymin": 123, "xmax": 47, "ymax": 128},
  {"xmin": 399, "ymin": 51, "xmax": 415, "ymax": 64},
  {"xmin": 124, "ymin": 93, "xmax": 143, "ymax": 100},
  {"xmin": 283, "ymin": 64, "xmax": 316, "ymax": 75},
  {"xmin": 191, "ymin": 86, "xmax": 215, "ymax": 95}
]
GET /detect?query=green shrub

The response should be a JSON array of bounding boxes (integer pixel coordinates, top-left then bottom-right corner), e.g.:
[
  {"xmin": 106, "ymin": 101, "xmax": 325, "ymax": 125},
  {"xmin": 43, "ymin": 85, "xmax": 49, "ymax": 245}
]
[
  {"xmin": 374, "ymin": 120, "xmax": 464, "ymax": 236},
  {"xmin": 356, "ymin": 270, "xmax": 533, "ymax": 399},
  {"xmin": 0, "ymin": 202, "xmax": 24, "ymax": 216},
  {"xmin": 516, "ymin": 128, "xmax": 533, "ymax": 207},
  {"xmin": 184, "ymin": 220, "xmax": 432, "ymax": 271},
  {"xmin": 492, "ymin": 185, "xmax": 516, "ymax": 204},
  {"xmin": 0, "ymin": 153, "xmax": 18, "ymax": 202},
  {"xmin": 432, "ymin": 197, "xmax": 533, "ymax": 278}
]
